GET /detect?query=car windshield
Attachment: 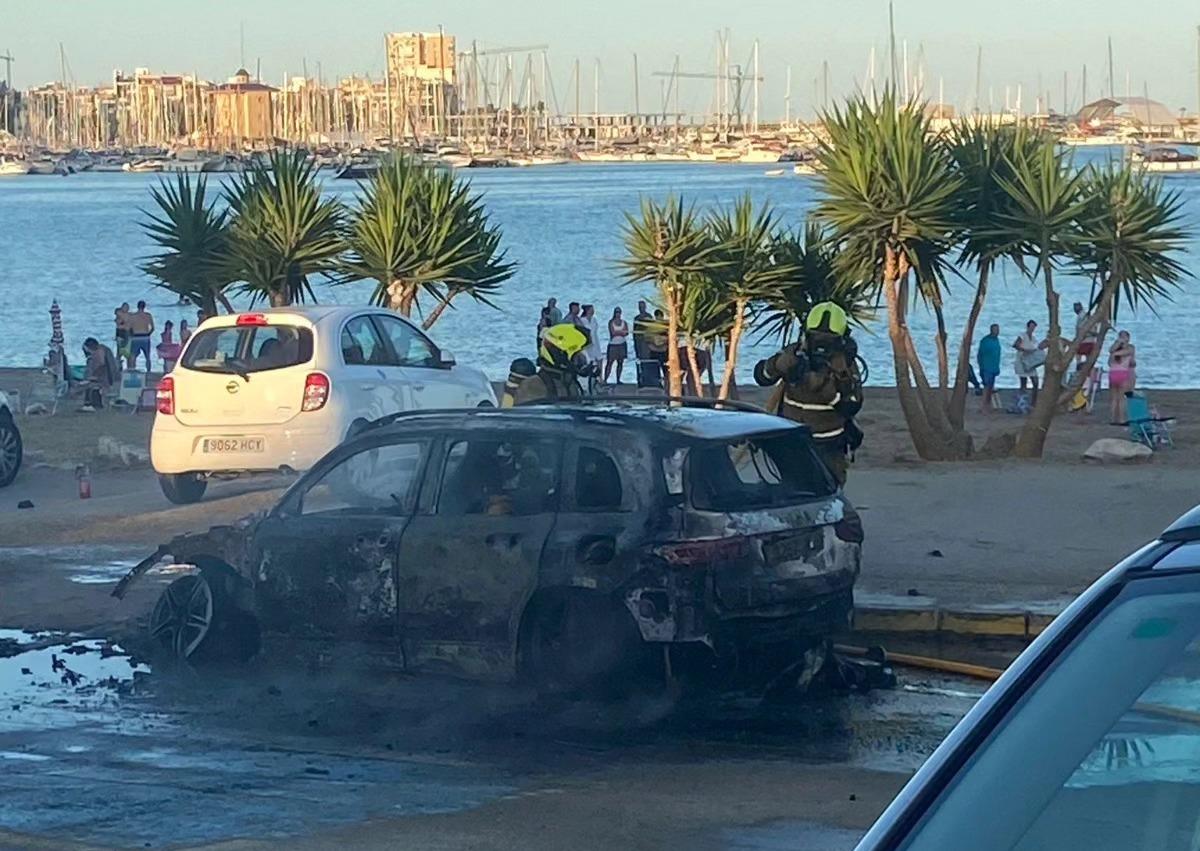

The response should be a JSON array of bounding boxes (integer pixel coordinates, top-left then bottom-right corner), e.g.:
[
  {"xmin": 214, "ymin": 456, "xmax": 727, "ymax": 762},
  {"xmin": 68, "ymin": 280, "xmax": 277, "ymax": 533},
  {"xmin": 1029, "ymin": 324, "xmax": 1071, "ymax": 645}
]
[
  {"xmin": 687, "ymin": 433, "xmax": 835, "ymax": 511},
  {"xmin": 182, "ymin": 325, "xmax": 313, "ymax": 374},
  {"xmin": 900, "ymin": 570, "xmax": 1200, "ymax": 851}
]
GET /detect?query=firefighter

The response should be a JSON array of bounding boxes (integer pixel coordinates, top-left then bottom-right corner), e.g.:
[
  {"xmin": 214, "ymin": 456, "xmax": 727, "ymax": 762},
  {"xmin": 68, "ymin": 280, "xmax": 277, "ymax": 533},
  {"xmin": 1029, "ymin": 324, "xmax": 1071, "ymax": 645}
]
[
  {"xmin": 513, "ymin": 323, "xmax": 592, "ymax": 405},
  {"xmin": 500, "ymin": 357, "xmax": 537, "ymax": 408},
  {"xmin": 753, "ymin": 302, "xmax": 864, "ymax": 485}
]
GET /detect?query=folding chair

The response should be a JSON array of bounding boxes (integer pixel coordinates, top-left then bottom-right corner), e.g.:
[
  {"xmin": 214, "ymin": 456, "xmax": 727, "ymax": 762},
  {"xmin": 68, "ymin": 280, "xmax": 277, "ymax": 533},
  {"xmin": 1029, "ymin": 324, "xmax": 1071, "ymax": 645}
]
[{"xmin": 1124, "ymin": 392, "xmax": 1175, "ymax": 449}]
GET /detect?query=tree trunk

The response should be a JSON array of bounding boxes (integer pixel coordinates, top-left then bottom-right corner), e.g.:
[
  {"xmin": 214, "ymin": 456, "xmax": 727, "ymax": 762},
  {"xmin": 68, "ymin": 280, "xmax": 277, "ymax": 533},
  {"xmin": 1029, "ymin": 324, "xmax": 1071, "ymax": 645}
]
[
  {"xmin": 386, "ymin": 279, "xmax": 413, "ymax": 315},
  {"xmin": 665, "ymin": 285, "xmax": 683, "ymax": 398},
  {"xmin": 1014, "ymin": 261, "xmax": 1064, "ymax": 458},
  {"xmin": 718, "ymin": 299, "xmax": 747, "ymax": 400},
  {"xmin": 932, "ymin": 301, "xmax": 950, "ymax": 392},
  {"xmin": 422, "ymin": 295, "xmax": 455, "ymax": 330},
  {"xmin": 883, "ymin": 249, "xmax": 944, "ymax": 459},
  {"xmin": 215, "ymin": 291, "xmax": 235, "ymax": 315},
  {"xmin": 269, "ymin": 289, "xmax": 289, "ymax": 307},
  {"xmin": 948, "ymin": 265, "xmax": 991, "ymax": 430},
  {"xmin": 684, "ymin": 341, "xmax": 704, "ymax": 398}
]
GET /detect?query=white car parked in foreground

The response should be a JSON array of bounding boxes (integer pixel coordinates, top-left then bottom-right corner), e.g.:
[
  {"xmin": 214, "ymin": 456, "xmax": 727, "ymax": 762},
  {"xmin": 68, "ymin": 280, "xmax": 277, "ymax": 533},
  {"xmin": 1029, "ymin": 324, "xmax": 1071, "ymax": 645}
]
[{"xmin": 151, "ymin": 306, "xmax": 496, "ymax": 503}]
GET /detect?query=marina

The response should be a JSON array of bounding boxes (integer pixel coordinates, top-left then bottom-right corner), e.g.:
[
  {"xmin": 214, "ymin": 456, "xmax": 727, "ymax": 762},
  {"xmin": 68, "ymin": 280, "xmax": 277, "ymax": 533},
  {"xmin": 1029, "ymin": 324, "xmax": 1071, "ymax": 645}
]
[{"xmin": 3, "ymin": 153, "xmax": 1200, "ymax": 388}]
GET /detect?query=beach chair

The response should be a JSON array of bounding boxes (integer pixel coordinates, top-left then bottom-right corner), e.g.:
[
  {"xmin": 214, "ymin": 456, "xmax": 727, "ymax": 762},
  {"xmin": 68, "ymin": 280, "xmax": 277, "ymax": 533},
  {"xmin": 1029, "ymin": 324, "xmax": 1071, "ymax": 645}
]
[{"xmin": 1124, "ymin": 392, "xmax": 1175, "ymax": 449}]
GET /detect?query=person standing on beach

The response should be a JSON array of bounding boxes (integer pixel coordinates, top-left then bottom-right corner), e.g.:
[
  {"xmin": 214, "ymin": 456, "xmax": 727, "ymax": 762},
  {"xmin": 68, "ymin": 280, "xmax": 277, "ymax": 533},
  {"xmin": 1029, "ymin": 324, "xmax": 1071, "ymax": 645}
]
[
  {"xmin": 977, "ymin": 323, "xmax": 1002, "ymax": 413},
  {"xmin": 1074, "ymin": 301, "xmax": 1098, "ymax": 369},
  {"xmin": 1108, "ymin": 330, "xmax": 1137, "ymax": 424},
  {"xmin": 605, "ymin": 307, "xmax": 629, "ymax": 384},
  {"xmin": 536, "ymin": 306, "xmax": 554, "ymax": 354},
  {"xmin": 114, "ymin": 303, "xmax": 131, "ymax": 367},
  {"xmin": 566, "ymin": 302, "xmax": 583, "ymax": 331},
  {"xmin": 1013, "ymin": 320, "xmax": 1047, "ymax": 407},
  {"xmin": 179, "ymin": 319, "xmax": 192, "ymax": 345},
  {"xmin": 580, "ymin": 305, "xmax": 603, "ymax": 376},
  {"xmin": 632, "ymin": 301, "xmax": 652, "ymax": 361},
  {"xmin": 128, "ymin": 301, "xmax": 155, "ymax": 373},
  {"xmin": 546, "ymin": 298, "xmax": 563, "ymax": 325}
]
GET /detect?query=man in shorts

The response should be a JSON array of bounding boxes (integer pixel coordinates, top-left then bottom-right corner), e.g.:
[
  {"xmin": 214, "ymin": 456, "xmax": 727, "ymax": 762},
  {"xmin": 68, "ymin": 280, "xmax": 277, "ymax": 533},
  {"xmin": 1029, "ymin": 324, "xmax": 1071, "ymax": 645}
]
[
  {"xmin": 128, "ymin": 300, "xmax": 155, "ymax": 373},
  {"xmin": 977, "ymin": 323, "xmax": 1002, "ymax": 413}
]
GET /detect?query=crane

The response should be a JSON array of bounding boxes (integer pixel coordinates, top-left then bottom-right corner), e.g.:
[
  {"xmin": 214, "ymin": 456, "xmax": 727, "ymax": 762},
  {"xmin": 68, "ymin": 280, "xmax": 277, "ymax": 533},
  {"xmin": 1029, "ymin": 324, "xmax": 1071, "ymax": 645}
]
[
  {"xmin": 0, "ymin": 50, "xmax": 11, "ymax": 135},
  {"xmin": 651, "ymin": 66, "xmax": 762, "ymax": 131}
]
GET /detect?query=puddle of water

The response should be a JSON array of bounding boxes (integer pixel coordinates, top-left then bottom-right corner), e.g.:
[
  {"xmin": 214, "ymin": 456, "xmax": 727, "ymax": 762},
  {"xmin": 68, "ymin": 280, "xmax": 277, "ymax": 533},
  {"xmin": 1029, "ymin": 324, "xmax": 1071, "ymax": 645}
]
[{"xmin": 0, "ymin": 544, "xmax": 143, "ymax": 585}]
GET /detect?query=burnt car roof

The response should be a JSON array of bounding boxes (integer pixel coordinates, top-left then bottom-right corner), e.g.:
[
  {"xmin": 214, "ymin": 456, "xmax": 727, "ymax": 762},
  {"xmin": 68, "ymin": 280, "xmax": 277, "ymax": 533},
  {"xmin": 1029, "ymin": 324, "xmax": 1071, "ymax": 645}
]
[{"xmin": 361, "ymin": 403, "xmax": 805, "ymax": 442}]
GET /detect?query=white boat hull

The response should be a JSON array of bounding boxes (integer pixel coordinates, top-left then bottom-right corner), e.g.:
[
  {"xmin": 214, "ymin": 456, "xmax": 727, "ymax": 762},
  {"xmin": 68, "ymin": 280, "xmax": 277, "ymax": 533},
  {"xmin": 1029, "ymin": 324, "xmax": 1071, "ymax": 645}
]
[
  {"xmin": 1137, "ymin": 160, "xmax": 1200, "ymax": 173},
  {"xmin": 0, "ymin": 161, "xmax": 29, "ymax": 176}
]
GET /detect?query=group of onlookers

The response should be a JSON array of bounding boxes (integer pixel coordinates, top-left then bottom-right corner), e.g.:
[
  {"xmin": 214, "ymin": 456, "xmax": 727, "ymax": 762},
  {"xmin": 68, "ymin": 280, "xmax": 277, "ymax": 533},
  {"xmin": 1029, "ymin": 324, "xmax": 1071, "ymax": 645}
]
[
  {"xmin": 536, "ymin": 297, "xmax": 680, "ymax": 386},
  {"xmin": 114, "ymin": 301, "xmax": 198, "ymax": 374},
  {"xmin": 975, "ymin": 301, "xmax": 1139, "ymax": 422}
]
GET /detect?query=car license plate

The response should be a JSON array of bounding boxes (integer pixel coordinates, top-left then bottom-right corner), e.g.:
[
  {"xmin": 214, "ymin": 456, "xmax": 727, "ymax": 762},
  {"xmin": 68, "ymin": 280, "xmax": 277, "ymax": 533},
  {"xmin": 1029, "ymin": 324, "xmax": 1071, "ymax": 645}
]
[{"xmin": 202, "ymin": 437, "xmax": 264, "ymax": 454}]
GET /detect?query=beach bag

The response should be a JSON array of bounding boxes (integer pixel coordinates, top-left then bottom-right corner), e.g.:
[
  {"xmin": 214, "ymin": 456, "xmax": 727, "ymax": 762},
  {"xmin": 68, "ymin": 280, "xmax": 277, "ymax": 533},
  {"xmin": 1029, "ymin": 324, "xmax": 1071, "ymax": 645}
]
[{"xmin": 1006, "ymin": 392, "xmax": 1032, "ymax": 415}]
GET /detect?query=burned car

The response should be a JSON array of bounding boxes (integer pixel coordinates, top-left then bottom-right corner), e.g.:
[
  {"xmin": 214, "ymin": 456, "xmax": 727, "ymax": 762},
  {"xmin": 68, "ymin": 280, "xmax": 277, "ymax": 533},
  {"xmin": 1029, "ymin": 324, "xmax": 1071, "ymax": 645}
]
[{"xmin": 116, "ymin": 403, "xmax": 863, "ymax": 692}]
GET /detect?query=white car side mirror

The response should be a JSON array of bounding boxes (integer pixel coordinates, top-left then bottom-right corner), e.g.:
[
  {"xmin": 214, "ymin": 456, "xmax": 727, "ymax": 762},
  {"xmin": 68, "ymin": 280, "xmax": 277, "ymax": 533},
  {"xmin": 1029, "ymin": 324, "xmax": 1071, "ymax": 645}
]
[{"xmin": 439, "ymin": 350, "xmax": 456, "ymax": 368}]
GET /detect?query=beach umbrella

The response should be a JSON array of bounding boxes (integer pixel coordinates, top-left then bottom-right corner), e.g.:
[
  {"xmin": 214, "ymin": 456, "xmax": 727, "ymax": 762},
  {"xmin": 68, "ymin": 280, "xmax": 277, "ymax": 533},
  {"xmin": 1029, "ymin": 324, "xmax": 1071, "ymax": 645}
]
[{"xmin": 49, "ymin": 299, "xmax": 64, "ymax": 351}]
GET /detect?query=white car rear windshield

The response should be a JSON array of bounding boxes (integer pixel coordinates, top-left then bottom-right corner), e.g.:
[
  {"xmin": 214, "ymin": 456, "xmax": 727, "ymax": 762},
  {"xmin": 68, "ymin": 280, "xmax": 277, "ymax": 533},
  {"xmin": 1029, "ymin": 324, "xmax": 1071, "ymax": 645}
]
[{"xmin": 182, "ymin": 325, "xmax": 314, "ymax": 375}]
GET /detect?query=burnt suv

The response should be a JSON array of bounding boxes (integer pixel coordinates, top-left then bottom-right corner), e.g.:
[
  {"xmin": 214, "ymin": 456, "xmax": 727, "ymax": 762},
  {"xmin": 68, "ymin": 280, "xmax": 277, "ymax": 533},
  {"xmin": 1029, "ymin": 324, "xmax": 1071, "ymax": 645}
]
[{"xmin": 117, "ymin": 403, "xmax": 863, "ymax": 691}]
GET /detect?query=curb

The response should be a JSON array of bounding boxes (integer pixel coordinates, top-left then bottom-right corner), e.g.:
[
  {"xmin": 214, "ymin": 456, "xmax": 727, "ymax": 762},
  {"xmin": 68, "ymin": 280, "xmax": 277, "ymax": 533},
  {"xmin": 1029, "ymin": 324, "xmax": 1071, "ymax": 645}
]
[{"xmin": 853, "ymin": 601, "xmax": 1066, "ymax": 640}]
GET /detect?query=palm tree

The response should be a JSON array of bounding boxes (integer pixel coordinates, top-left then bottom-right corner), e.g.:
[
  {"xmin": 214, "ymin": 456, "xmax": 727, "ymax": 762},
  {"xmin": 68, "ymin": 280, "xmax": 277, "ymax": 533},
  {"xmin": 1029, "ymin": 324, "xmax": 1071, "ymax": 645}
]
[
  {"xmin": 755, "ymin": 222, "xmax": 875, "ymax": 346},
  {"xmin": 339, "ymin": 154, "xmax": 515, "ymax": 325},
  {"xmin": 619, "ymin": 197, "xmax": 720, "ymax": 398},
  {"xmin": 223, "ymin": 150, "xmax": 344, "ymax": 307},
  {"xmin": 1065, "ymin": 166, "xmax": 1189, "ymax": 399},
  {"xmin": 704, "ymin": 195, "xmax": 796, "ymax": 399},
  {"xmin": 140, "ymin": 172, "xmax": 234, "ymax": 316},
  {"xmin": 816, "ymin": 91, "xmax": 965, "ymax": 459},
  {"xmin": 994, "ymin": 140, "xmax": 1091, "ymax": 457},
  {"xmin": 942, "ymin": 123, "xmax": 1039, "ymax": 428}
]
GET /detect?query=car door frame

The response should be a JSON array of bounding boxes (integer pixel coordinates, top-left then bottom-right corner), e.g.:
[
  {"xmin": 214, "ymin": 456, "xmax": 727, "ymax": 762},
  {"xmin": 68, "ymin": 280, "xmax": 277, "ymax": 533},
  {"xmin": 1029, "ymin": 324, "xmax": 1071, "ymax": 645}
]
[
  {"xmin": 539, "ymin": 435, "xmax": 658, "ymax": 595},
  {"xmin": 395, "ymin": 429, "xmax": 564, "ymax": 680},
  {"xmin": 337, "ymin": 312, "xmax": 410, "ymax": 423},
  {"xmin": 248, "ymin": 431, "xmax": 433, "ymax": 642},
  {"xmin": 368, "ymin": 312, "xmax": 470, "ymax": 410}
]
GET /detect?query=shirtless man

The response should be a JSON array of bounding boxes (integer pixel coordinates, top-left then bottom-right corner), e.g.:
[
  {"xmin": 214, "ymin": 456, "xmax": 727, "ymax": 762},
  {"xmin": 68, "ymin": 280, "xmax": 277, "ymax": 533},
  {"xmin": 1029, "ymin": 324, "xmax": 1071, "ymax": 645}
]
[{"xmin": 128, "ymin": 300, "xmax": 155, "ymax": 373}]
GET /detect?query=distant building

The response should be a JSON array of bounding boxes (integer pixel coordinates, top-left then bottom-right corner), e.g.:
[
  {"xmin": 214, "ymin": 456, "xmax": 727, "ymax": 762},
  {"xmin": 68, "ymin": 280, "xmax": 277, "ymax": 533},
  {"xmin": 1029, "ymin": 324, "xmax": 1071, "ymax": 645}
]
[
  {"xmin": 1076, "ymin": 96, "xmax": 1179, "ymax": 135},
  {"xmin": 384, "ymin": 32, "xmax": 458, "ymax": 138},
  {"xmin": 210, "ymin": 68, "xmax": 276, "ymax": 146}
]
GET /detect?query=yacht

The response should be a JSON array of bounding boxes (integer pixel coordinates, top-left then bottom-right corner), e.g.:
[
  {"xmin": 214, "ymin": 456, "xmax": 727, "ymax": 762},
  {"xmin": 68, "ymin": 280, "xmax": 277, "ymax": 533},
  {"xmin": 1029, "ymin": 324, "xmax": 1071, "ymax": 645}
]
[
  {"xmin": 1130, "ymin": 146, "xmax": 1200, "ymax": 173},
  {"xmin": 123, "ymin": 158, "xmax": 166, "ymax": 173},
  {"xmin": 0, "ymin": 157, "xmax": 29, "ymax": 176}
]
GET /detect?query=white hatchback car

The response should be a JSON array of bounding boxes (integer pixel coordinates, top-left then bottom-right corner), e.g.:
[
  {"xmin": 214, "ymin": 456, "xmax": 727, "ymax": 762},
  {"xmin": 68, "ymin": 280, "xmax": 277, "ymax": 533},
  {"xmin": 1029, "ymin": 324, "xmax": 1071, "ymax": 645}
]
[{"xmin": 151, "ymin": 306, "xmax": 496, "ymax": 503}]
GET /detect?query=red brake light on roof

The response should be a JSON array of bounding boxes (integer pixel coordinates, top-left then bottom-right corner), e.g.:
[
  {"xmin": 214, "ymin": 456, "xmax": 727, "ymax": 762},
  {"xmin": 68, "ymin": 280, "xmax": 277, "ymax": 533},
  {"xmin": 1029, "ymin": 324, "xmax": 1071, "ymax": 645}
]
[
  {"xmin": 156, "ymin": 375, "xmax": 175, "ymax": 415},
  {"xmin": 236, "ymin": 313, "xmax": 269, "ymax": 326},
  {"xmin": 302, "ymin": 373, "xmax": 330, "ymax": 412}
]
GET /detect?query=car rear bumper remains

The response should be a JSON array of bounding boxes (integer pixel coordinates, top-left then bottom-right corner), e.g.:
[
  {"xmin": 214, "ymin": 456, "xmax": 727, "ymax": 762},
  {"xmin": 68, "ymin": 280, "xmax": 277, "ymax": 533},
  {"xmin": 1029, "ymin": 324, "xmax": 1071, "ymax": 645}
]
[{"xmin": 623, "ymin": 531, "xmax": 860, "ymax": 650}]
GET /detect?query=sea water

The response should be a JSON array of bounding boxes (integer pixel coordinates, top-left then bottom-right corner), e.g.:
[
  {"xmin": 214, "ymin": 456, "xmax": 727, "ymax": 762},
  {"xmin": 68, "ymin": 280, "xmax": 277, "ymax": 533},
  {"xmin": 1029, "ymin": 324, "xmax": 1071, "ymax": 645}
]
[{"xmin": 2, "ymin": 153, "xmax": 1198, "ymax": 386}]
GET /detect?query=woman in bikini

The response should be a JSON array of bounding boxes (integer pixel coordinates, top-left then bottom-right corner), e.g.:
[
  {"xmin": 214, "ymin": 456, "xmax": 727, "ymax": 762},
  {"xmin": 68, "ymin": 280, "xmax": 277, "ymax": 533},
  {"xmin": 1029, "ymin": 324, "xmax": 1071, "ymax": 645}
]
[{"xmin": 1108, "ymin": 330, "xmax": 1137, "ymax": 424}]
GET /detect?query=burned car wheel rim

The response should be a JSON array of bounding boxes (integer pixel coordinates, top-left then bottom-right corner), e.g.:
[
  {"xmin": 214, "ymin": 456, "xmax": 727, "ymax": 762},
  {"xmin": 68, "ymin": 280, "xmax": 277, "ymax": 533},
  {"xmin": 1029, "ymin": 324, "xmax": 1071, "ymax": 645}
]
[{"xmin": 150, "ymin": 575, "xmax": 215, "ymax": 659}]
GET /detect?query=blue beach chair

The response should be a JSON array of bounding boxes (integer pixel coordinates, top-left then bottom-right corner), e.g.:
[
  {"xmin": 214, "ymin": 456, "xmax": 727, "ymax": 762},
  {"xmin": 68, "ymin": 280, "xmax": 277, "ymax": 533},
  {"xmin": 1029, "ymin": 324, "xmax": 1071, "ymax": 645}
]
[{"xmin": 1125, "ymin": 392, "xmax": 1175, "ymax": 449}]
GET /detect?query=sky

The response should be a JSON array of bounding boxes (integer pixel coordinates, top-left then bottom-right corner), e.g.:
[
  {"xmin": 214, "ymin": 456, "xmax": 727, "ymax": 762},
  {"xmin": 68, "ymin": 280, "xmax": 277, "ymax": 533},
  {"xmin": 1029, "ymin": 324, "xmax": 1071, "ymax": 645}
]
[{"xmin": 5, "ymin": 0, "xmax": 1199, "ymax": 119}]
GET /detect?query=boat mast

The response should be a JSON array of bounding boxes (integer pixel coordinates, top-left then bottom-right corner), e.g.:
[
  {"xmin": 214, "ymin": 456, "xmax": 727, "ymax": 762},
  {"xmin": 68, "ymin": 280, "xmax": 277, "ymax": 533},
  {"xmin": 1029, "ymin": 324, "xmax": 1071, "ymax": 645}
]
[
  {"xmin": 1107, "ymin": 36, "xmax": 1115, "ymax": 98},
  {"xmin": 888, "ymin": 2, "xmax": 898, "ymax": 92},
  {"xmin": 784, "ymin": 64, "xmax": 791, "ymax": 126},
  {"xmin": 974, "ymin": 45, "xmax": 982, "ymax": 114},
  {"xmin": 593, "ymin": 58, "xmax": 599, "ymax": 151},
  {"xmin": 752, "ymin": 39, "xmax": 759, "ymax": 134},
  {"xmin": 822, "ymin": 59, "xmax": 829, "ymax": 112}
]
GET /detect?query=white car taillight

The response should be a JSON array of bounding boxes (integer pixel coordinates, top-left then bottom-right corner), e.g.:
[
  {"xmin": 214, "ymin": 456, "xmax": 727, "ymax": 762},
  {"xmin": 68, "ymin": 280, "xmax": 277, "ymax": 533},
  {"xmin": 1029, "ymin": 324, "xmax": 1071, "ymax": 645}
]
[
  {"xmin": 156, "ymin": 375, "xmax": 175, "ymax": 415},
  {"xmin": 302, "ymin": 373, "xmax": 330, "ymax": 412}
]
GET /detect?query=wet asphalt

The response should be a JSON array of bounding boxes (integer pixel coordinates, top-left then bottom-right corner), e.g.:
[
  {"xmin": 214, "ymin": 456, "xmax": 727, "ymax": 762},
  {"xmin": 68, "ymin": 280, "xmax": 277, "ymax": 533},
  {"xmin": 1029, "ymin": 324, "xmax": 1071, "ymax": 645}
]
[{"xmin": 0, "ymin": 547, "xmax": 990, "ymax": 850}]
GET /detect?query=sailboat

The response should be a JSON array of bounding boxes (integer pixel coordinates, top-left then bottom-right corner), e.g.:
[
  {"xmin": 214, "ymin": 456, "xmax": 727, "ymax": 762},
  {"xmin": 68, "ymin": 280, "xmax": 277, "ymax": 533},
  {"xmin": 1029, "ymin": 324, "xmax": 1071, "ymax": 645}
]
[{"xmin": 0, "ymin": 156, "xmax": 30, "ymax": 176}]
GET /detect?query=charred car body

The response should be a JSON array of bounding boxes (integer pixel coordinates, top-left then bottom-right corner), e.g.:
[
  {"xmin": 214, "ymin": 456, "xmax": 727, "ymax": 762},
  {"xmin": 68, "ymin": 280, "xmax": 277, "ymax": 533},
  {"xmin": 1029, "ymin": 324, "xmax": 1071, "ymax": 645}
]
[{"xmin": 117, "ymin": 404, "xmax": 863, "ymax": 691}]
